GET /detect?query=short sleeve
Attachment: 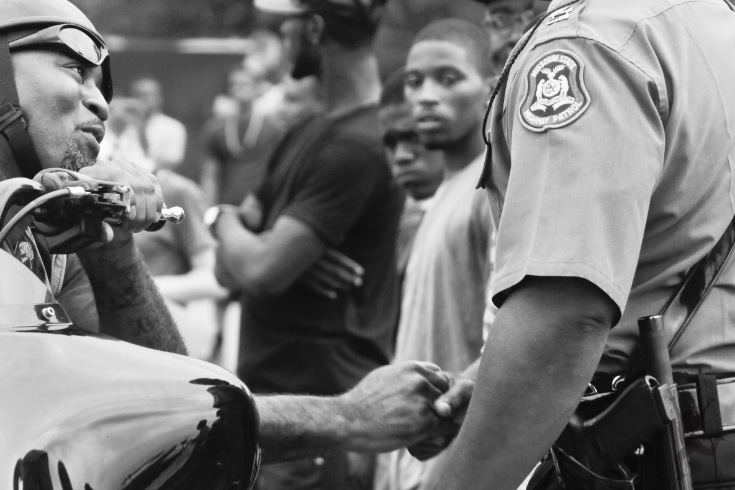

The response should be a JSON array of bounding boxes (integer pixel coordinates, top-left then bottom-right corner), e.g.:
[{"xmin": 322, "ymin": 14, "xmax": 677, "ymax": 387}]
[
  {"xmin": 281, "ymin": 138, "xmax": 384, "ymax": 246},
  {"xmin": 491, "ymin": 37, "xmax": 665, "ymax": 317}
]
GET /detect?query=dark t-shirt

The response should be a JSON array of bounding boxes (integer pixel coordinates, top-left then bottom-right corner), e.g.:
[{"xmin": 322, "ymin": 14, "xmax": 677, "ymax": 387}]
[{"xmin": 239, "ymin": 107, "xmax": 404, "ymax": 395}]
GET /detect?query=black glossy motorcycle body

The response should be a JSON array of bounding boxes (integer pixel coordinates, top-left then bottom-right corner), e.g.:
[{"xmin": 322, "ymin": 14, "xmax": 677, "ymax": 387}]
[{"xmin": 0, "ymin": 176, "xmax": 260, "ymax": 490}]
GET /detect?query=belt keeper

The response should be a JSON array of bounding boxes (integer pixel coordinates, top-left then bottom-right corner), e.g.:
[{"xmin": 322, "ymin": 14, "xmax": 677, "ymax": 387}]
[{"xmin": 696, "ymin": 374, "xmax": 724, "ymax": 437}]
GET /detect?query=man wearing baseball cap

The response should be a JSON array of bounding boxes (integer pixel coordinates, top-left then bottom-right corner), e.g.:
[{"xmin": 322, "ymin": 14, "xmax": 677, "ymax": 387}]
[{"xmin": 212, "ymin": 0, "xmax": 406, "ymax": 488}]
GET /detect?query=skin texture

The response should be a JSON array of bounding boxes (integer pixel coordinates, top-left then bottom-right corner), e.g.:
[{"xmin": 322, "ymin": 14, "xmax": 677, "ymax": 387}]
[
  {"xmin": 13, "ymin": 50, "xmax": 107, "ymax": 171},
  {"xmin": 379, "ymin": 102, "xmax": 444, "ymax": 201},
  {"xmin": 11, "ymin": 48, "xmax": 186, "ymax": 354},
  {"xmin": 256, "ymin": 361, "xmax": 457, "ymax": 463},
  {"xmin": 404, "ymin": 40, "xmax": 491, "ymax": 167},
  {"xmin": 432, "ymin": 277, "xmax": 616, "ymax": 489},
  {"xmin": 214, "ymin": 209, "xmax": 326, "ymax": 295}
]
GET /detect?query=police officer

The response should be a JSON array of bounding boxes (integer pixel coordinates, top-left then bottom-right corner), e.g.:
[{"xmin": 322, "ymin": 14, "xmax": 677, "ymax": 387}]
[{"xmin": 425, "ymin": 0, "xmax": 735, "ymax": 488}]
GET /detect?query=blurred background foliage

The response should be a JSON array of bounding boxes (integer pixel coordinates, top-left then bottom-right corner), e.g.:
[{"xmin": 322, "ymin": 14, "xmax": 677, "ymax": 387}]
[{"xmin": 70, "ymin": 0, "xmax": 263, "ymax": 38}]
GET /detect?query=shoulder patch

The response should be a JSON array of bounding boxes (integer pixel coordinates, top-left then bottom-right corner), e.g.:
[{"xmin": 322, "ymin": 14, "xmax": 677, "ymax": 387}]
[{"xmin": 519, "ymin": 50, "xmax": 590, "ymax": 133}]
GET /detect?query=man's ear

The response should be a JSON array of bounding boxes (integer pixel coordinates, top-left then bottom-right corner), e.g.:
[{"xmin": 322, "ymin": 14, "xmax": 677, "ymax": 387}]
[{"xmin": 306, "ymin": 14, "xmax": 325, "ymax": 46}]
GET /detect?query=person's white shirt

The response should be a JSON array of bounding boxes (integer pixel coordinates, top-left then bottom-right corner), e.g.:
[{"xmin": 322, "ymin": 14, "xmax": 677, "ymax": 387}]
[{"xmin": 145, "ymin": 113, "xmax": 187, "ymax": 170}]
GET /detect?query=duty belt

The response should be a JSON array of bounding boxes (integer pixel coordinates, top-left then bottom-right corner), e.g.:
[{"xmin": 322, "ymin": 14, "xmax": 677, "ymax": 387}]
[
  {"xmin": 678, "ymin": 374, "xmax": 735, "ymax": 438},
  {"xmin": 589, "ymin": 374, "xmax": 735, "ymax": 438}
]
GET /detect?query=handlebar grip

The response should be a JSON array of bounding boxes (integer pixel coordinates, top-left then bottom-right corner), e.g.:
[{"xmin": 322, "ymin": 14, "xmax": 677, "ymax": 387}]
[{"xmin": 144, "ymin": 206, "xmax": 185, "ymax": 232}]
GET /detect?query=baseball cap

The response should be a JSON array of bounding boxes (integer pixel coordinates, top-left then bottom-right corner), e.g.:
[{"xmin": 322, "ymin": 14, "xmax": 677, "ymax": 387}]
[
  {"xmin": 253, "ymin": 0, "xmax": 307, "ymax": 15},
  {"xmin": 254, "ymin": 0, "xmax": 384, "ymax": 25}
]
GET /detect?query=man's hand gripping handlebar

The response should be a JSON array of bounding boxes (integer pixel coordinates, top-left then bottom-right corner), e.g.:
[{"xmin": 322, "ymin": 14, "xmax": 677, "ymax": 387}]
[{"xmin": 0, "ymin": 168, "xmax": 184, "ymax": 255}]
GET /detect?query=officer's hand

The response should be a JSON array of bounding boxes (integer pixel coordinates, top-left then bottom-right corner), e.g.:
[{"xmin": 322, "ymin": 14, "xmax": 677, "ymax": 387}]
[
  {"xmin": 405, "ymin": 373, "xmax": 475, "ymax": 461},
  {"xmin": 432, "ymin": 373, "xmax": 475, "ymax": 423},
  {"xmin": 79, "ymin": 159, "xmax": 163, "ymax": 246},
  {"xmin": 301, "ymin": 249, "xmax": 364, "ymax": 299},
  {"xmin": 338, "ymin": 361, "xmax": 455, "ymax": 454}
]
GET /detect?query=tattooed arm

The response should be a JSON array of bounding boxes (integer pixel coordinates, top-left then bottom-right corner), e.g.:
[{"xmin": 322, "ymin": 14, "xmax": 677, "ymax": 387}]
[
  {"xmin": 76, "ymin": 238, "xmax": 187, "ymax": 354},
  {"xmin": 255, "ymin": 362, "xmax": 456, "ymax": 463},
  {"xmin": 56, "ymin": 159, "xmax": 187, "ymax": 354}
]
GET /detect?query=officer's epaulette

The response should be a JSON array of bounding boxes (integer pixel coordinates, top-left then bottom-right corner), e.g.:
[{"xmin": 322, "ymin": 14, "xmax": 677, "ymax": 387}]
[{"xmin": 523, "ymin": 0, "xmax": 584, "ymax": 52}]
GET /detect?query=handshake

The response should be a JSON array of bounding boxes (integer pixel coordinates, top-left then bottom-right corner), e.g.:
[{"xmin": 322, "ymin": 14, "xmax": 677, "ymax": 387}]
[
  {"xmin": 255, "ymin": 360, "xmax": 476, "ymax": 464},
  {"xmin": 344, "ymin": 361, "xmax": 475, "ymax": 460}
]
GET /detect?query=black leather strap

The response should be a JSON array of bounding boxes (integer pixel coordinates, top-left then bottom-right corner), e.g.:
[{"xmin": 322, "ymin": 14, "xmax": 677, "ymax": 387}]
[
  {"xmin": 696, "ymin": 374, "xmax": 724, "ymax": 437},
  {"xmin": 625, "ymin": 215, "xmax": 735, "ymax": 380},
  {"xmin": 0, "ymin": 34, "xmax": 43, "ymax": 179},
  {"xmin": 660, "ymin": 215, "xmax": 735, "ymax": 349}
]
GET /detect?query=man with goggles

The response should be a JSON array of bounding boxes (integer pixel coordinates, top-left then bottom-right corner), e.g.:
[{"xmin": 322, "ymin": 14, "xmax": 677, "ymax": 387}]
[
  {"xmin": 0, "ymin": 0, "xmax": 182, "ymax": 351},
  {"xmin": 0, "ymin": 2, "xmax": 459, "ymax": 487}
]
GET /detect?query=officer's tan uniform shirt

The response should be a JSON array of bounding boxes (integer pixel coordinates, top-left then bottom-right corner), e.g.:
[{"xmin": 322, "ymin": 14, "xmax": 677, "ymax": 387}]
[{"xmin": 486, "ymin": 0, "xmax": 735, "ymax": 375}]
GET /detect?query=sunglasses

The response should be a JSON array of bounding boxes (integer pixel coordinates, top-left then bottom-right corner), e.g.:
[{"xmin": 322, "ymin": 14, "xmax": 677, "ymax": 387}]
[{"xmin": 9, "ymin": 24, "xmax": 113, "ymax": 101}]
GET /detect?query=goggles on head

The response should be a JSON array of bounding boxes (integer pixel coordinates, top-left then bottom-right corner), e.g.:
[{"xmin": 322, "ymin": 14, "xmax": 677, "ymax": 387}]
[{"xmin": 9, "ymin": 24, "xmax": 113, "ymax": 102}]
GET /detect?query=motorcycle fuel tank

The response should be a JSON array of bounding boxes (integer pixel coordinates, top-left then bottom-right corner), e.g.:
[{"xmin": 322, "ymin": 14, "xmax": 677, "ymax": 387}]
[{"xmin": 0, "ymin": 251, "xmax": 260, "ymax": 490}]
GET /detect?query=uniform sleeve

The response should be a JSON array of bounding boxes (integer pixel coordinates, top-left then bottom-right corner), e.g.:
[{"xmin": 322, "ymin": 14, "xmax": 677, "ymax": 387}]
[
  {"xmin": 281, "ymin": 138, "xmax": 383, "ymax": 247},
  {"xmin": 492, "ymin": 37, "xmax": 665, "ymax": 317}
]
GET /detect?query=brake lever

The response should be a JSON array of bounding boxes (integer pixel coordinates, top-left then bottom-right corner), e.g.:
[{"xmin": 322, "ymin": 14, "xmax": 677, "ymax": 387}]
[
  {"xmin": 30, "ymin": 169, "xmax": 185, "ymax": 254},
  {"xmin": 33, "ymin": 169, "xmax": 184, "ymax": 229}
]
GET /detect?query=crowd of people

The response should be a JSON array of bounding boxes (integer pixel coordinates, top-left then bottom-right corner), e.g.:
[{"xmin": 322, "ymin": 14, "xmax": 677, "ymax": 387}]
[
  {"xmin": 103, "ymin": 0, "xmax": 522, "ymax": 422},
  {"xmin": 4, "ymin": 0, "xmax": 524, "ymax": 486},
  {"xmin": 3, "ymin": 0, "xmax": 735, "ymax": 489},
  {"xmin": 116, "ymin": 3, "xmax": 515, "ymax": 487}
]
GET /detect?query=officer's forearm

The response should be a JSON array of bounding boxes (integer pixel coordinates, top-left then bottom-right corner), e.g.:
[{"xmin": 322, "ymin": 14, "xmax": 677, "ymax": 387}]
[
  {"xmin": 435, "ymin": 276, "xmax": 614, "ymax": 489},
  {"xmin": 78, "ymin": 237, "xmax": 187, "ymax": 354}
]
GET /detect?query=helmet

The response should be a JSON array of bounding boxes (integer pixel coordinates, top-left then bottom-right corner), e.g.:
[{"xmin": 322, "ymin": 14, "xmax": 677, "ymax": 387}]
[
  {"xmin": 0, "ymin": 0, "xmax": 113, "ymax": 179},
  {"xmin": 0, "ymin": 0, "xmax": 102, "ymax": 37}
]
